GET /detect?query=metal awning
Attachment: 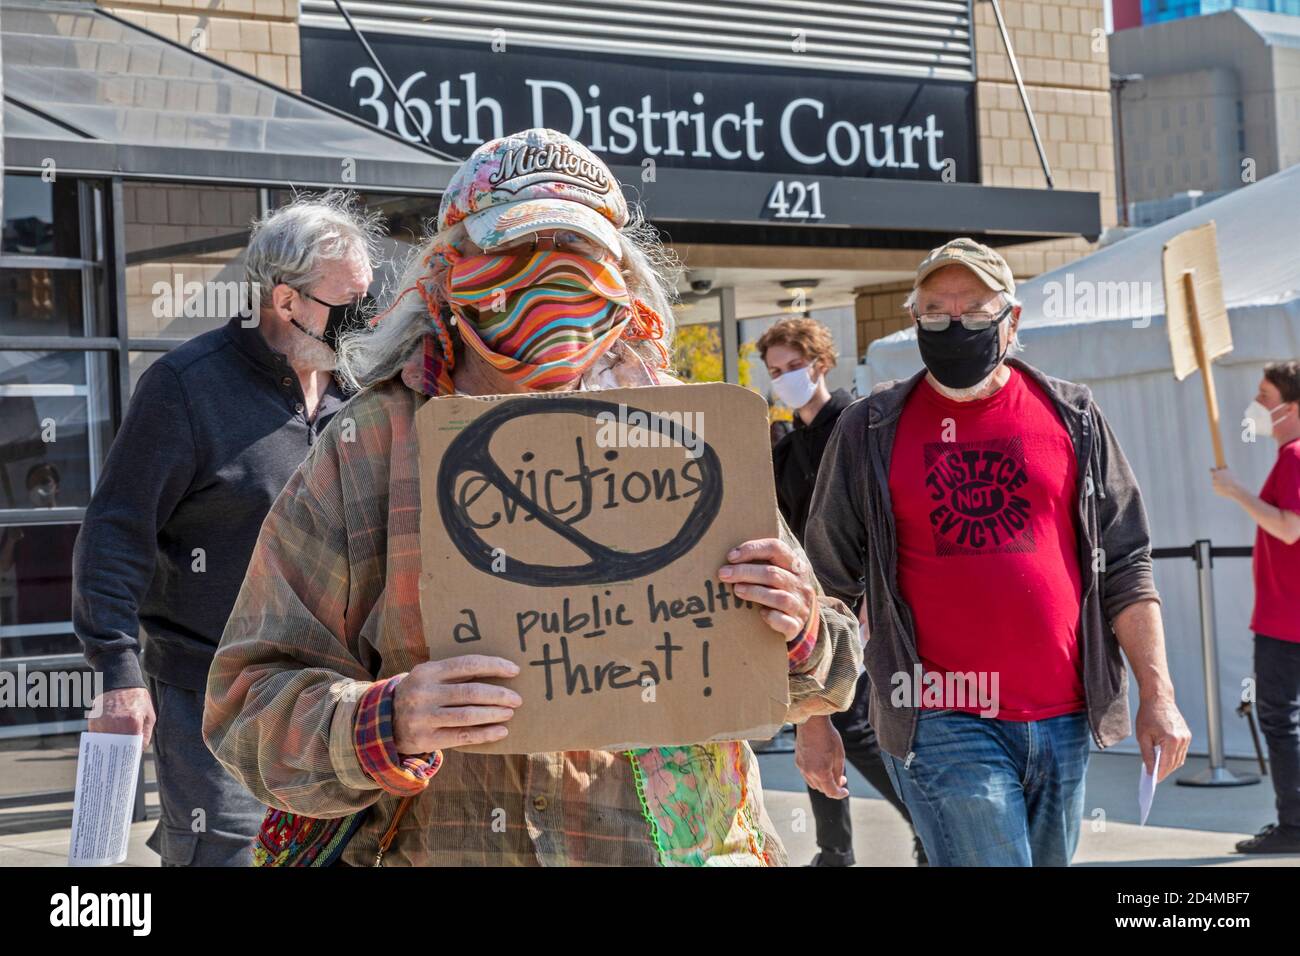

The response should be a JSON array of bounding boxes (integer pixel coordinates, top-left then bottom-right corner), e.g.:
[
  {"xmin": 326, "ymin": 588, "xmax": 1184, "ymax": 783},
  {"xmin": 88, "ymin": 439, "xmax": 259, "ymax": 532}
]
[
  {"xmin": 1, "ymin": 0, "xmax": 456, "ymax": 193},
  {"xmin": 617, "ymin": 164, "xmax": 1104, "ymax": 245}
]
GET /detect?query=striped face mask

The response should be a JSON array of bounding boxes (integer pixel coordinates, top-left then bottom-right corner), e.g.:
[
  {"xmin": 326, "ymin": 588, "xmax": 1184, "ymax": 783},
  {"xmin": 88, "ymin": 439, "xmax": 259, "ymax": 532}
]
[{"xmin": 445, "ymin": 250, "xmax": 633, "ymax": 390}]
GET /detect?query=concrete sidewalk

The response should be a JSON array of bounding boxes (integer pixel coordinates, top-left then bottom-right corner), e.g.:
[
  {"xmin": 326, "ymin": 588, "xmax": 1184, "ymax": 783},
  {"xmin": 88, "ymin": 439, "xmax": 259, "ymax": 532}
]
[
  {"xmin": 0, "ymin": 734, "xmax": 160, "ymax": 867},
  {"xmin": 757, "ymin": 743, "xmax": 1300, "ymax": 867},
  {"xmin": 1, "ymin": 733, "xmax": 1296, "ymax": 866}
]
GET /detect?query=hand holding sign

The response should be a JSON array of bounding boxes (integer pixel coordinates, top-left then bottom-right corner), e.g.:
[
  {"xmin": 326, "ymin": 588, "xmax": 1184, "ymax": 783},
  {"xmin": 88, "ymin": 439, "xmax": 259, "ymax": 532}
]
[
  {"xmin": 392, "ymin": 655, "xmax": 523, "ymax": 754},
  {"xmin": 719, "ymin": 537, "xmax": 817, "ymax": 639},
  {"xmin": 1209, "ymin": 465, "xmax": 1250, "ymax": 503}
]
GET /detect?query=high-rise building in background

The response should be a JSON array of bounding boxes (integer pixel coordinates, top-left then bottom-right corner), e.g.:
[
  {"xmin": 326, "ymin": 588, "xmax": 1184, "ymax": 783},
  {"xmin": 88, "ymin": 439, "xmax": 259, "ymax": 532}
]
[
  {"xmin": 1110, "ymin": 9, "xmax": 1300, "ymax": 224},
  {"xmin": 1114, "ymin": 0, "xmax": 1300, "ymax": 30}
]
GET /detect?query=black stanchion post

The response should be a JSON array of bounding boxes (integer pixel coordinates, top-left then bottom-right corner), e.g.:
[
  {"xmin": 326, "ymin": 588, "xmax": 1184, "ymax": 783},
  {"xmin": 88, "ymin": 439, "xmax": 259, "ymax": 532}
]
[{"xmin": 1177, "ymin": 538, "xmax": 1259, "ymax": 787}]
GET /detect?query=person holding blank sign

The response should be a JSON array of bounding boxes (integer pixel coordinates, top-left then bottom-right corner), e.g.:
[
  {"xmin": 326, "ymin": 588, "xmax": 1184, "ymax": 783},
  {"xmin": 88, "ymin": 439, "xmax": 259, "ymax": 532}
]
[
  {"xmin": 202, "ymin": 129, "xmax": 861, "ymax": 867},
  {"xmin": 1211, "ymin": 360, "xmax": 1300, "ymax": 855}
]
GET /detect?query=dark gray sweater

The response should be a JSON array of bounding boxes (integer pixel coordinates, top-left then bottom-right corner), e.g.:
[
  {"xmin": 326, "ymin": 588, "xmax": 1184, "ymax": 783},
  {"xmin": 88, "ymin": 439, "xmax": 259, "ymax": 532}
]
[{"xmin": 73, "ymin": 317, "xmax": 345, "ymax": 693}]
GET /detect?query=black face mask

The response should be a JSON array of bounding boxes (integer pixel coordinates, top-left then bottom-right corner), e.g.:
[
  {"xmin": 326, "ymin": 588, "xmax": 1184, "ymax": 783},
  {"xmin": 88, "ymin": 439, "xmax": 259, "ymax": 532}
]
[
  {"xmin": 916, "ymin": 321, "xmax": 1009, "ymax": 390},
  {"xmin": 292, "ymin": 292, "xmax": 374, "ymax": 352}
]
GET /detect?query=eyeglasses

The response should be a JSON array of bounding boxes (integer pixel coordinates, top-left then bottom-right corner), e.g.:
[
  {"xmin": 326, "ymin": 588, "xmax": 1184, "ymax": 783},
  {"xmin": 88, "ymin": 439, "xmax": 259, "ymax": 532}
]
[
  {"xmin": 299, "ymin": 290, "xmax": 359, "ymax": 310},
  {"xmin": 913, "ymin": 302, "xmax": 1013, "ymax": 333},
  {"xmin": 496, "ymin": 229, "xmax": 609, "ymax": 261}
]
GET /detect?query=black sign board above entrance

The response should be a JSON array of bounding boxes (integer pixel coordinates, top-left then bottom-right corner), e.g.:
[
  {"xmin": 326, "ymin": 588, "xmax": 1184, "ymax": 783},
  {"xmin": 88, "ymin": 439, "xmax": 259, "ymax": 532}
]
[{"xmin": 299, "ymin": 27, "xmax": 978, "ymax": 185}]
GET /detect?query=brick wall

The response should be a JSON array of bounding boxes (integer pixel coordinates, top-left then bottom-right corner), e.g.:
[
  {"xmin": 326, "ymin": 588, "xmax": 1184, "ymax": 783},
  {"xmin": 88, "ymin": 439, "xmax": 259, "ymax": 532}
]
[
  {"xmin": 971, "ymin": 0, "xmax": 1117, "ymax": 283},
  {"xmin": 853, "ymin": 281, "xmax": 915, "ymax": 351},
  {"xmin": 123, "ymin": 183, "xmax": 261, "ymax": 340},
  {"xmin": 854, "ymin": 1, "xmax": 1120, "ymax": 355},
  {"xmin": 100, "ymin": 0, "xmax": 301, "ymax": 91}
]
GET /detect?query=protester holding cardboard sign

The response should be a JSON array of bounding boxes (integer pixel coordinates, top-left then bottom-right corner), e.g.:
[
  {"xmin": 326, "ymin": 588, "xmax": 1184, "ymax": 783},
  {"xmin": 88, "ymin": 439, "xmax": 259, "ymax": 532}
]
[
  {"xmin": 1211, "ymin": 361, "xmax": 1300, "ymax": 855},
  {"xmin": 203, "ymin": 129, "xmax": 861, "ymax": 867}
]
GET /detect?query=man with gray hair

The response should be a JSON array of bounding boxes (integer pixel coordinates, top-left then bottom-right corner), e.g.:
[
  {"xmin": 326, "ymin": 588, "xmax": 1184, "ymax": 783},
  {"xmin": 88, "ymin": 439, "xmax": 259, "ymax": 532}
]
[
  {"xmin": 804, "ymin": 237, "xmax": 1192, "ymax": 866},
  {"xmin": 74, "ymin": 193, "xmax": 376, "ymax": 865}
]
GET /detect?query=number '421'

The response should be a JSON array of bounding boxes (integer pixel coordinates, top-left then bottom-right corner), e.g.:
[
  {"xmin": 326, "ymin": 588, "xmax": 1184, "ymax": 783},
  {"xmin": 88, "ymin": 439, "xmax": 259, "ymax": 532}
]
[{"xmin": 766, "ymin": 181, "xmax": 826, "ymax": 220}]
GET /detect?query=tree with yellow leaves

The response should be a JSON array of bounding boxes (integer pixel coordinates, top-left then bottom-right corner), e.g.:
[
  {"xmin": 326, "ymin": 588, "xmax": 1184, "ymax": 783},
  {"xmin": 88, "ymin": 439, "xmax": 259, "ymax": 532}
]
[{"xmin": 670, "ymin": 324, "xmax": 755, "ymax": 387}]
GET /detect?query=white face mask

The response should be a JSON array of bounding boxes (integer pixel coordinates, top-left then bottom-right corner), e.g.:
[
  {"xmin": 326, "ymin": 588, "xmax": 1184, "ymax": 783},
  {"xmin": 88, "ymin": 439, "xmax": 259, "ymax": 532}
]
[
  {"xmin": 1245, "ymin": 399, "xmax": 1289, "ymax": 439},
  {"xmin": 771, "ymin": 365, "xmax": 819, "ymax": 409}
]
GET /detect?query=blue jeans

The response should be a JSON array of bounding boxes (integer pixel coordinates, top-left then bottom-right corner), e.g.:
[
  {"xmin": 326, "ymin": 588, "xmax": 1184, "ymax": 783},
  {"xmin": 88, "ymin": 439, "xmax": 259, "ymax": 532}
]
[{"xmin": 881, "ymin": 709, "xmax": 1091, "ymax": 866}]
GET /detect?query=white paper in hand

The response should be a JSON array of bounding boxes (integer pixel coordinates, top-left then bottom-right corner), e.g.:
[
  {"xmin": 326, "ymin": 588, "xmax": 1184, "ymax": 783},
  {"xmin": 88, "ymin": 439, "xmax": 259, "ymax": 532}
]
[
  {"xmin": 68, "ymin": 732, "xmax": 143, "ymax": 866},
  {"xmin": 1138, "ymin": 744, "xmax": 1162, "ymax": 826}
]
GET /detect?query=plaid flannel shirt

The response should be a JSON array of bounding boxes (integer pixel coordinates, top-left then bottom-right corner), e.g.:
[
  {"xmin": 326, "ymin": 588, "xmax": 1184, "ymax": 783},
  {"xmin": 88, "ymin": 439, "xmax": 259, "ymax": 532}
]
[{"xmin": 203, "ymin": 354, "xmax": 861, "ymax": 866}]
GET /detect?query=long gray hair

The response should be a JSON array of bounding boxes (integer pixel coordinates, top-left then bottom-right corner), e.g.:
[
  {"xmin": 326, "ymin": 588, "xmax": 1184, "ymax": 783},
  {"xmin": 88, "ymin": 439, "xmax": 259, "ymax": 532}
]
[{"xmin": 335, "ymin": 209, "xmax": 681, "ymax": 392}]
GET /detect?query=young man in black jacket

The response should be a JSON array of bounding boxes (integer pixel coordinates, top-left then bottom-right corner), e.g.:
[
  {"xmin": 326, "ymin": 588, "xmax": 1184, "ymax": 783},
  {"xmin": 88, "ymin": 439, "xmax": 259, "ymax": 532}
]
[
  {"xmin": 761, "ymin": 317, "xmax": 925, "ymax": 866},
  {"xmin": 74, "ymin": 195, "xmax": 376, "ymax": 865}
]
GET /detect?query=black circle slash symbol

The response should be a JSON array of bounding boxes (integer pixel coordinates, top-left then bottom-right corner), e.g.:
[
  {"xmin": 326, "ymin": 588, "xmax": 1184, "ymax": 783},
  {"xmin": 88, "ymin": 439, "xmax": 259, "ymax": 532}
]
[{"xmin": 435, "ymin": 396, "xmax": 723, "ymax": 585}]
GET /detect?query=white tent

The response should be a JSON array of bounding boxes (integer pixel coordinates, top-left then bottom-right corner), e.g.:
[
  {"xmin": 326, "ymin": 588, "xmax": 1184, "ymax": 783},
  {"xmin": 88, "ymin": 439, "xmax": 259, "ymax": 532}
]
[{"xmin": 861, "ymin": 164, "xmax": 1300, "ymax": 757}]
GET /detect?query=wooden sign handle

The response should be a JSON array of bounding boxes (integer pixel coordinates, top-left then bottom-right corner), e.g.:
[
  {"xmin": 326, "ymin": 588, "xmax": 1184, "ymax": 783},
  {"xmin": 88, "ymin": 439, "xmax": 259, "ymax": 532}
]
[{"xmin": 1183, "ymin": 269, "xmax": 1227, "ymax": 469}]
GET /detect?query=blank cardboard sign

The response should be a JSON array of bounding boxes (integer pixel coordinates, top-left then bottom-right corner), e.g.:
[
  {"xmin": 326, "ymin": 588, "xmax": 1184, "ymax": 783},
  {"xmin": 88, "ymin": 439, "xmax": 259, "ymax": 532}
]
[
  {"xmin": 415, "ymin": 382, "xmax": 790, "ymax": 754},
  {"xmin": 1162, "ymin": 221, "xmax": 1233, "ymax": 382}
]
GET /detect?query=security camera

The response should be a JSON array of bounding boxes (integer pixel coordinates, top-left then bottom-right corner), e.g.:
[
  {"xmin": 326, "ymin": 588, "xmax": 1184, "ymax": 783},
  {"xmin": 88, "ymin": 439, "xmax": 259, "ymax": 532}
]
[{"xmin": 689, "ymin": 274, "xmax": 714, "ymax": 294}]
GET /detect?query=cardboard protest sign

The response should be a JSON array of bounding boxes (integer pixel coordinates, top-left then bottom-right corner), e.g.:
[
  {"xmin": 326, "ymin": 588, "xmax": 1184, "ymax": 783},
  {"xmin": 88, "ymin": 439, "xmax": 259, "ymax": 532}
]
[
  {"xmin": 1163, "ymin": 221, "xmax": 1233, "ymax": 381},
  {"xmin": 1162, "ymin": 220, "xmax": 1234, "ymax": 467},
  {"xmin": 415, "ymin": 382, "xmax": 790, "ymax": 754}
]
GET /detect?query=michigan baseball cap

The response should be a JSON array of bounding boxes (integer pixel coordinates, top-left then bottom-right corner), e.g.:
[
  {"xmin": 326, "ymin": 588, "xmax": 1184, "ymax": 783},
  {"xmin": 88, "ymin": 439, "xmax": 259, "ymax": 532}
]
[
  {"xmin": 914, "ymin": 238, "xmax": 1016, "ymax": 297},
  {"xmin": 437, "ymin": 128, "xmax": 628, "ymax": 258}
]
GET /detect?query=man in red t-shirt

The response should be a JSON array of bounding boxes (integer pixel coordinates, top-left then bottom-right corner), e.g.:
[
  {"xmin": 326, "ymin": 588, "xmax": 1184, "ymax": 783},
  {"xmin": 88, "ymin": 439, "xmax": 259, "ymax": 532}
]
[
  {"xmin": 805, "ymin": 238, "xmax": 1192, "ymax": 867},
  {"xmin": 1211, "ymin": 360, "xmax": 1300, "ymax": 854}
]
